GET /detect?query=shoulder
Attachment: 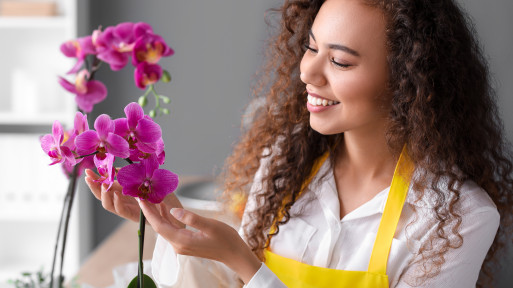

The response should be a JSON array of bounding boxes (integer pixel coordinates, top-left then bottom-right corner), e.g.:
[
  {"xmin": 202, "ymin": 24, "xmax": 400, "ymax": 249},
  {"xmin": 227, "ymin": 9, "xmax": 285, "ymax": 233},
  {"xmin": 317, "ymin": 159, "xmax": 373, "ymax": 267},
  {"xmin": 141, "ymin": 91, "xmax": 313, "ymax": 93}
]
[
  {"xmin": 406, "ymin": 171, "xmax": 498, "ymax": 215},
  {"xmin": 404, "ymin": 173, "xmax": 500, "ymax": 240}
]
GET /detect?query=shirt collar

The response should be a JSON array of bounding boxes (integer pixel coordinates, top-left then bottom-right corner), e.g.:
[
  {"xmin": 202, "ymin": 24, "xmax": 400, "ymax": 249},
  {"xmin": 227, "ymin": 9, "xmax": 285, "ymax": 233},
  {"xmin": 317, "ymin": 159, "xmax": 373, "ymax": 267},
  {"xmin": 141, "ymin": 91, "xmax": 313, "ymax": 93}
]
[{"xmin": 309, "ymin": 159, "xmax": 427, "ymax": 223}]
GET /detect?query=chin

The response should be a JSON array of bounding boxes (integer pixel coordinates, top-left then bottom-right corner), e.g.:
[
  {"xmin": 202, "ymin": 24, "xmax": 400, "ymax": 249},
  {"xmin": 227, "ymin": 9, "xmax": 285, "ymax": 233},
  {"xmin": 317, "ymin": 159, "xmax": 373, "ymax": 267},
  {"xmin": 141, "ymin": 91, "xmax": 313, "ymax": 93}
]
[{"xmin": 309, "ymin": 119, "xmax": 343, "ymax": 135}]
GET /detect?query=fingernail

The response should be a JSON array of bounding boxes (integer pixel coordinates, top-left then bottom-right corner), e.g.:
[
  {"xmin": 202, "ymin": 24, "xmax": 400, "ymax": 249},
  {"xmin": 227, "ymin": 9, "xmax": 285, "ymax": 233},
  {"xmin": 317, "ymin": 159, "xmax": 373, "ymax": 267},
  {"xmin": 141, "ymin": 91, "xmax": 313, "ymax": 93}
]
[{"xmin": 170, "ymin": 208, "xmax": 183, "ymax": 220}]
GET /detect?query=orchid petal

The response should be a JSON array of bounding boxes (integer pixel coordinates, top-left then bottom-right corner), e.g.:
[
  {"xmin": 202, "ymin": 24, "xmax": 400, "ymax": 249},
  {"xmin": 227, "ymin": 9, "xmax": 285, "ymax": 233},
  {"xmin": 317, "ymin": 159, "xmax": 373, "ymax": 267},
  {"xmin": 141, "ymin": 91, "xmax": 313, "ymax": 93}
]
[
  {"xmin": 67, "ymin": 59, "xmax": 85, "ymax": 75},
  {"xmin": 63, "ymin": 132, "xmax": 77, "ymax": 151},
  {"xmin": 136, "ymin": 119, "xmax": 162, "ymax": 144},
  {"xmin": 73, "ymin": 112, "xmax": 89, "ymax": 135},
  {"xmin": 142, "ymin": 156, "xmax": 159, "ymax": 179},
  {"xmin": 75, "ymin": 80, "xmax": 107, "ymax": 113},
  {"xmin": 51, "ymin": 120, "xmax": 64, "ymax": 145},
  {"xmin": 58, "ymin": 77, "xmax": 77, "ymax": 94},
  {"xmin": 113, "ymin": 22, "xmax": 135, "ymax": 42},
  {"xmin": 148, "ymin": 169, "xmax": 179, "ymax": 203},
  {"xmin": 60, "ymin": 40, "xmax": 78, "ymax": 57},
  {"xmin": 118, "ymin": 163, "xmax": 146, "ymax": 196},
  {"xmin": 114, "ymin": 118, "xmax": 129, "ymax": 138},
  {"xmin": 134, "ymin": 22, "xmax": 153, "ymax": 38},
  {"xmin": 97, "ymin": 49, "xmax": 129, "ymax": 71},
  {"xmin": 75, "ymin": 130, "xmax": 100, "ymax": 156},
  {"xmin": 94, "ymin": 114, "xmax": 114, "ymax": 140},
  {"xmin": 40, "ymin": 134, "xmax": 54, "ymax": 154},
  {"xmin": 105, "ymin": 133, "xmax": 129, "ymax": 158},
  {"xmin": 134, "ymin": 62, "xmax": 162, "ymax": 89},
  {"xmin": 157, "ymin": 150, "xmax": 166, "ymax": 165},
  {"xmin": 77, "ymin": 36, "xmax": 96, "ymax": 55},
  {"xmin": 135, "ymin": 141, "xmax": 158, "ymax": 154},
  {"xmin": 124, "ymin": 102, "xmax": 144, "ymax": 130},
  {"xmin": 61, "ymin": 146, "xmax": 76, "ymax": 166}
]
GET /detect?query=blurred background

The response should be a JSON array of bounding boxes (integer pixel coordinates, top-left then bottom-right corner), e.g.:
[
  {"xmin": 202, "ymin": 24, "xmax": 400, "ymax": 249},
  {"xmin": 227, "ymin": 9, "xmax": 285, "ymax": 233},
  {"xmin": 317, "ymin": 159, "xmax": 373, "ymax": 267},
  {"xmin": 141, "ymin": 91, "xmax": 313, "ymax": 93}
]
[{"xmin": 0, "ymin": 0, "xmax": 511, "ymax": 287}]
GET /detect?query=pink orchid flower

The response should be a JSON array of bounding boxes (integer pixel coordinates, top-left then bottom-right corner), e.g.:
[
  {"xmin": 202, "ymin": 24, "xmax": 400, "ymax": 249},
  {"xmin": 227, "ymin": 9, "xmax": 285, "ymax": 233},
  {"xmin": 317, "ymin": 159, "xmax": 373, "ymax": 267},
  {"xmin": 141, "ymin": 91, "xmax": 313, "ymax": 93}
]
[
  {"xmin": 117, "ymin": 155, "xmax": 178, "ymax": 203},
  {"xmin": 134, "ymin": 62, "xmax": 162, "ymax": 89},
  {"xmin": 75, "ymin": 114, "xmax": 129, "ymax": 160},
  {"xmin": 114, "ymin": 102, "xmax": 162, "ymax": 153},
  {"xmin": 128, "ymin": 137, "xmax": 166, "ymax": 164},
  {"xmin": 96, "ymin": 22, "xmax": 137, "ymax": 71},
  {"xmin": 40, "ymin": 121, "xmax": 76, "ymax": 166},
  {"xmin": 132, "ymin": 33, "xmax": 174, "ymax": 66},
  {"xmin": 58, "ymin": 69, "xmax": 107, "ymax": 113},
  {"xmin": 60, "ymin": 36, "xmax": 96, "ymax": 74},
  {"xmin": 93, "ymin": 153, "xmax": 116, "ymax": 190}
]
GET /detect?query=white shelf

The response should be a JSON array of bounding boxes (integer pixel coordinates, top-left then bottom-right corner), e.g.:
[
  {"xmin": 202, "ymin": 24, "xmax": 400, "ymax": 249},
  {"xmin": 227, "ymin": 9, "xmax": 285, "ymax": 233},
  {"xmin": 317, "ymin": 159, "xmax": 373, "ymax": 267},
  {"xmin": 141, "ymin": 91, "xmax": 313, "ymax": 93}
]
[{"xmin": 0, "ymin": 16, "xmax": 67, "ymax": 28}]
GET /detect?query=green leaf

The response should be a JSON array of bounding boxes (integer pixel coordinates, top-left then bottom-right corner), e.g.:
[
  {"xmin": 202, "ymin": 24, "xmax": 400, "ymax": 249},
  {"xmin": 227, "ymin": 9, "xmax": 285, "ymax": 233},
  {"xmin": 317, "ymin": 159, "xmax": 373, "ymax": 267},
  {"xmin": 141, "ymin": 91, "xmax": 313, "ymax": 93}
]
[
  {"xmin": 162, "ymin": 70, "xmax": 171, "ymax": 83},
  {"xmin": 159, "ymin": 95, "xmax": 171, "ymax": 104},
  {"xmin": 127, "ymin": 274, "xmax": 157, "ymax": 288},
  {"xmin": 138, "ymin": 95, "xmax": 148, "ymax": 107}
]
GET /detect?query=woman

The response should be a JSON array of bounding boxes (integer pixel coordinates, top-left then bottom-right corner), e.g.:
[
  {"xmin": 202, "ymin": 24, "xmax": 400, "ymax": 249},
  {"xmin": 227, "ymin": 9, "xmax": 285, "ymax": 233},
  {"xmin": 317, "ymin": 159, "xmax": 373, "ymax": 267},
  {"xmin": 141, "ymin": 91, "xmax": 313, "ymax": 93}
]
[{"xmin": 86, "ymin": 0, "xmax": 513, "ymax": 287}]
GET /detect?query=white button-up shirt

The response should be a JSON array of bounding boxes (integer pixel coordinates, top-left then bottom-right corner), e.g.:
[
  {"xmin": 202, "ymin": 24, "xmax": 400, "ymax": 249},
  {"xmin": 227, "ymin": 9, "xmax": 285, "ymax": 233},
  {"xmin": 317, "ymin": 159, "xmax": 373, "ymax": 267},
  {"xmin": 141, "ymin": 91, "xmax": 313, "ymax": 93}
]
[{"xmin": 151, "ymin": 157, "xmax": 500, "ymax": 288}]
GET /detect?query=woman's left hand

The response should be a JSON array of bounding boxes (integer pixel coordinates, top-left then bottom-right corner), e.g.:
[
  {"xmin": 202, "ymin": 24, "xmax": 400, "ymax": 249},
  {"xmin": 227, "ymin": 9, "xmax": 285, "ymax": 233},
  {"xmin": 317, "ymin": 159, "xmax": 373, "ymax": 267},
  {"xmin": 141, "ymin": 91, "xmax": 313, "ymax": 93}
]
[{"xmin": 138, "ymin": 200, "xmax": 262, "ymax": 284}]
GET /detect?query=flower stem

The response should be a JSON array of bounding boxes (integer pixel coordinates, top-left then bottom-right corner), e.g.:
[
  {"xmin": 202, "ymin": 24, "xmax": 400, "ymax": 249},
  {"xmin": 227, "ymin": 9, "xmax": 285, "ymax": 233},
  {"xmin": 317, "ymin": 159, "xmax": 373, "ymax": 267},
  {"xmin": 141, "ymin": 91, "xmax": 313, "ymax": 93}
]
[
  {"xmin": 58, "ymin": 165, "xmax": 79, "ymax": 287},
  {"xmin": 49, "ymin": 164, "xmax": 78, "ymax": 288},
  {"xmin": 138, "ymin": 210, "xmax": 146, "ymax": 288},
  {"xmin": 49, "ymin": 179, "xmax": 72, "ymax": 288}
]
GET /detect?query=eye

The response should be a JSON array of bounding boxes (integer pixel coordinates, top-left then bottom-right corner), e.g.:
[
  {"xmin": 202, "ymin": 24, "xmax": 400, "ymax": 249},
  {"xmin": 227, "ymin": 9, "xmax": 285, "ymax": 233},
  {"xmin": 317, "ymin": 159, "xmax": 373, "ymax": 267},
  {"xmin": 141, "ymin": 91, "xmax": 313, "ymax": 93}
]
[
  {"xmin": 303, "ymin": 44, "xmax": 318, "ymax": 54},
  {"xmin": 330, "ymin": 58, "xmax": 351, "ymax": 68}
]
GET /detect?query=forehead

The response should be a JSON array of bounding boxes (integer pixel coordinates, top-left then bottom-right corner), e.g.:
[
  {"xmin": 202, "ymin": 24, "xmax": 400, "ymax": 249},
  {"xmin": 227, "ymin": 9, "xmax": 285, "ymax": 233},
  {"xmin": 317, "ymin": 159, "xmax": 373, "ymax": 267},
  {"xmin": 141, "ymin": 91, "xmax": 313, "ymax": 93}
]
[{"xmin": 312, "ymin": 0, "xmax": 386, "ymax": 55}]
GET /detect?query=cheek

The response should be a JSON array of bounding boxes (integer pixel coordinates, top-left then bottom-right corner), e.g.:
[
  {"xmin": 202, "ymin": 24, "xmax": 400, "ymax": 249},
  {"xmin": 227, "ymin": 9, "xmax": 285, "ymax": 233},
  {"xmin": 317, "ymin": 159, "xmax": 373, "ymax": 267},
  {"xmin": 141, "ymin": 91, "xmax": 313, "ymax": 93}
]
[{"xmin": 330, "ymin": 70, "xmax": 390, "ymax": 114}]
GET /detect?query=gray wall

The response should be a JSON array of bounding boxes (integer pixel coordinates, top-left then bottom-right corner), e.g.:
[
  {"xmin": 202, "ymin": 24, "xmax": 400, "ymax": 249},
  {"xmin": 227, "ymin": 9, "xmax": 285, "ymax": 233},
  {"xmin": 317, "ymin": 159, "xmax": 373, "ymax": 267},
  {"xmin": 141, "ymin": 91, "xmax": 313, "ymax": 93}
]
[
  {"xmin": 86, "ymin": 0, "xmax": 280, "ymax": 247},
  {"xmin": 85, "ymin": 0, "xmax": 512, "ymax": 286}
]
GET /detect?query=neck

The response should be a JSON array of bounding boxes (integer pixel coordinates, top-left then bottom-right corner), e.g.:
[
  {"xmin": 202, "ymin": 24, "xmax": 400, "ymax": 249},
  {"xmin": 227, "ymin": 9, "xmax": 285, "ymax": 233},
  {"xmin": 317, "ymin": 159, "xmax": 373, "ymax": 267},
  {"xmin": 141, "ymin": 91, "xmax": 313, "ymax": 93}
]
[{"xmin": 335, "ymin": 125, "xmax": 396, "ymax": 180}]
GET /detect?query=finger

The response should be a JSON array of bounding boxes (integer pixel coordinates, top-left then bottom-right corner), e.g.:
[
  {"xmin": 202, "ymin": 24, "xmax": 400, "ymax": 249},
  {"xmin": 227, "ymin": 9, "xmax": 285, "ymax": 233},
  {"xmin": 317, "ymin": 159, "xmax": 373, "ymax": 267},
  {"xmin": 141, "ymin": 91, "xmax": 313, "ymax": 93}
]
[
  {"xmin": 163, "ymin": 193, "xmax": 183, "ymax": 209},
  {"xmin": 158, "ymin": 203, "xmax": 185, "ymax": 229},
  {"xmin": 113, "ymin": 191, "xmax": 139, "ymax": 222},
  {"xmin": 139, "ymin": 200, "xmax": 195, "ymax": 236},
  {"xmin": 85, "ymin": 176, "xmax": 102, "ymax": 200},
  {"xmin": 170, "ymin": 208, "xmax": 213, "ymax": 233},
  {"xmin": 100, "ymin": 183, "xmax": 116, "ymax": 213},
  {"xmin": 85, "ymin": 168, "xmax": 100, "ymax": 179}
]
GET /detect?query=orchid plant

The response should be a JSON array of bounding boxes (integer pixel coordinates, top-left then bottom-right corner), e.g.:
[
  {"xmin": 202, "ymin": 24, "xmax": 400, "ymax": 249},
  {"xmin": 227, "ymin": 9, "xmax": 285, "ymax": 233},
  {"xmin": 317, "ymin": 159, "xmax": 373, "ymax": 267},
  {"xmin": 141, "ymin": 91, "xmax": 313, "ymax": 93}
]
[{"xmin": 38, "ymin": 22, "xmax": 177, "ymax": 288}]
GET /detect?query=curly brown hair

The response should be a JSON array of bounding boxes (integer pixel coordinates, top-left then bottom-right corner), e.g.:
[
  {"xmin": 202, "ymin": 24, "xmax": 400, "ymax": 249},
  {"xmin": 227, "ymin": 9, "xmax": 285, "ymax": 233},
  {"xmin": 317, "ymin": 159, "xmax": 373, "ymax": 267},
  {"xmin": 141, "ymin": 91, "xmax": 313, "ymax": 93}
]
[{"xmin": 221, "ymin": 0, "xmax": 513, "ymax": 287}]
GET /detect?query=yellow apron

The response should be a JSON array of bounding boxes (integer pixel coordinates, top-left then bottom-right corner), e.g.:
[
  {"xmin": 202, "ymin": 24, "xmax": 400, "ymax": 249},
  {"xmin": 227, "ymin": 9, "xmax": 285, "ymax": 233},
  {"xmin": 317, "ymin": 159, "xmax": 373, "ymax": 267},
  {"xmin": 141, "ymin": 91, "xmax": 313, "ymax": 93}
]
[{"xmin": 265, "ymin": 147, "xmax": 414, "ymax": 288}]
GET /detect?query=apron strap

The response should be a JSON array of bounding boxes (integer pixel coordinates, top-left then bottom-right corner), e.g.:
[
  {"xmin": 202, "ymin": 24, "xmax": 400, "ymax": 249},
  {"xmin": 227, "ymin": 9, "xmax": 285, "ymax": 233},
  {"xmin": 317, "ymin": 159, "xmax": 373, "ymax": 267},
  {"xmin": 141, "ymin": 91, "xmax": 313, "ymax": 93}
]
[{"xmin": 368, "ymin": 146, "xmax": 414, "ymax": 275}]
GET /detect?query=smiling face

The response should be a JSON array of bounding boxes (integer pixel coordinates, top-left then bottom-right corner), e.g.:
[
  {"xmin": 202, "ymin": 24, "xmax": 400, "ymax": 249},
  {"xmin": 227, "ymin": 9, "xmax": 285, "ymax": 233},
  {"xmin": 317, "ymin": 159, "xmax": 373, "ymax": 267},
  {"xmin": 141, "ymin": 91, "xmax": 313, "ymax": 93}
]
[{"xmin": 300, "ymin": 0, "xmax": 390, "ymax": 136}]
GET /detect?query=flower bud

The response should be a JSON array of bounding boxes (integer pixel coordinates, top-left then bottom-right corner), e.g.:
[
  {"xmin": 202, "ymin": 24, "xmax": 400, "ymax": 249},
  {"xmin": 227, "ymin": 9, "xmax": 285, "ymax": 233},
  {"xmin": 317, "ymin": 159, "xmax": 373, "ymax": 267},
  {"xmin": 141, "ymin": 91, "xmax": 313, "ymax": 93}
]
[
  {"xmin": 162, "ymin": 70, "xmax": 171, "ymax": 83},
  {"xmin": 162, "ymin": 108, "xmax": 170, "ymax": 115},
  {"xmin": 138, "ymin": 95, "xmax": 148, "ymax": 107},
  {"xmin": 160, "ymin": 95, "xmax": 171, "ymax": 104},
  {"xmin": 149, "ymin": 110, "xmax": 156, "ymax": 118}
]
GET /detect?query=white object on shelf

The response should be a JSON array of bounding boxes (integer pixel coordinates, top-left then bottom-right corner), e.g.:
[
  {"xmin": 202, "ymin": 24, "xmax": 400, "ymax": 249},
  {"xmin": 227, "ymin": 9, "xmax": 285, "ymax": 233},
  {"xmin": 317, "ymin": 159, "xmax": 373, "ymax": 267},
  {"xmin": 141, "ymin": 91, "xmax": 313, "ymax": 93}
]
[
  {"xmin": 0, "ymin": 0, "xmax": 86, "ymax": 284},
  {"xmin": 11, "ymin": 68, "xmax": 38, "ymax": 114}
]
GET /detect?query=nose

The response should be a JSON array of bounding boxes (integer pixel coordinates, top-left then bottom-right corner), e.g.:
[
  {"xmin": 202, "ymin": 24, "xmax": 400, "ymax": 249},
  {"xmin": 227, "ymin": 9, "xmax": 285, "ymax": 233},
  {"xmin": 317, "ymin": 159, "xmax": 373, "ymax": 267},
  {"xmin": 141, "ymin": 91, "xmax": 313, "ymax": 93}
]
[{"xmin": 299, "ymin": 53, "xmax": 327, "ymax": 87}]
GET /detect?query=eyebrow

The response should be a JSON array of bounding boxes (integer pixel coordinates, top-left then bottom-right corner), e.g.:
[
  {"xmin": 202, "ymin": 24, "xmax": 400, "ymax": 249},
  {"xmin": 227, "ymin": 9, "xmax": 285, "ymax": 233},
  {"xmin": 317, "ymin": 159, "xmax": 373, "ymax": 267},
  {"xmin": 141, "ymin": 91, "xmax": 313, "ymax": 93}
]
[{"xmin": 309, "ymin": 30, "xmax": 360, "ymax": 57}]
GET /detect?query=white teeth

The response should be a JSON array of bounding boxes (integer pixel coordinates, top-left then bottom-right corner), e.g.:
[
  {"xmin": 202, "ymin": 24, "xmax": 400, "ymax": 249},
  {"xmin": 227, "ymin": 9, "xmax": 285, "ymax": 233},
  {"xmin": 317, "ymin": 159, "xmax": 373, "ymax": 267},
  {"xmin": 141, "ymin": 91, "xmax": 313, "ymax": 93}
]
[{"xmin": 307, "ymin": 94, "xmax": 340, "ymax": 107}]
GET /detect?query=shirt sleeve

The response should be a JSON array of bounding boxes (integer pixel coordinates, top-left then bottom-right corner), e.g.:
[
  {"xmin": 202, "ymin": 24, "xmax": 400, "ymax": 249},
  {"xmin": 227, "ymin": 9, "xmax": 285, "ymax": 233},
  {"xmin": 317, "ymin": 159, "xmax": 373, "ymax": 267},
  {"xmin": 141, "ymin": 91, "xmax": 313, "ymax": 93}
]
[
  {"xmin": 243, "ymin": 263, "xmax": 287, "ymax": 288},
  {"xmin": 394, "ymin": 207, "xmax": 500, "ymax": 288},
  {"xmin": 151, "ymin": 234, "xmax": 241, "ymax": 288}
]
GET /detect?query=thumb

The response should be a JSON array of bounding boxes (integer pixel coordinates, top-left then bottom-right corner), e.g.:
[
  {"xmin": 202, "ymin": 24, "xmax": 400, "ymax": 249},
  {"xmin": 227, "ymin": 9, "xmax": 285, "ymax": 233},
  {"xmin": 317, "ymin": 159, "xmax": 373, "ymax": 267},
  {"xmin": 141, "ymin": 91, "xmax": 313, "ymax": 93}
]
[{"xmin": 170, "ymin": 208, "xmax": 212, "ymax": 232}]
